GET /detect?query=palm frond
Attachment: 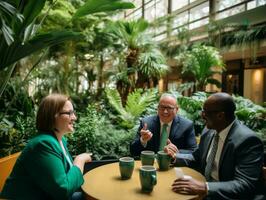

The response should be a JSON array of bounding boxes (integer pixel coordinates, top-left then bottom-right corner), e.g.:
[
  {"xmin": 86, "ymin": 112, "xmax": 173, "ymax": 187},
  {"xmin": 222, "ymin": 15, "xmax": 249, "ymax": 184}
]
[
  {"xmin": 105, "ymin": 88, "xmax": 127, "ymax": 117},
  {"xmin": 125, "ymin": 89, "xmax": 157, "ymax": 118},
  {"xmin": 0, "ymin": 31, "xmax": 82, "ymax": 70},
  {"xmin": 73, "ymin": 0, "xmax": 135, "ymax": 19}
]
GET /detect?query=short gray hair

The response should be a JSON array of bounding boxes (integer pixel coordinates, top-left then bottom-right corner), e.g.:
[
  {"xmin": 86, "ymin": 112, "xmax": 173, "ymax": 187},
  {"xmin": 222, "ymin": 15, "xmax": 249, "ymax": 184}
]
[{"xmin": 159, "ymin": 93, "xmax": 177, "ymax": 101}]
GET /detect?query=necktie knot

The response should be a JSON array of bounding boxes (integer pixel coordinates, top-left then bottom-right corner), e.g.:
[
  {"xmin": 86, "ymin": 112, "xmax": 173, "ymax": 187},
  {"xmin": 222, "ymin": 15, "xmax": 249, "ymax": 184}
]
[{"xmin": 162, "ymin": 123, "xmax": 168, "ymax": 129}]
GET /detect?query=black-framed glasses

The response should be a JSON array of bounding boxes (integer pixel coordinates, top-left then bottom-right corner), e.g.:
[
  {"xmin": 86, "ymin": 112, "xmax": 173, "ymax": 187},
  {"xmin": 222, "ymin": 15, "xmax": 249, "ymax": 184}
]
[
  {"xmin": 158, "ymin": 105, "xmax": 175, "ymax": 112},
  {"xmin": 59, "ymin": 110, "xmax": 76, "ymax": 117}
]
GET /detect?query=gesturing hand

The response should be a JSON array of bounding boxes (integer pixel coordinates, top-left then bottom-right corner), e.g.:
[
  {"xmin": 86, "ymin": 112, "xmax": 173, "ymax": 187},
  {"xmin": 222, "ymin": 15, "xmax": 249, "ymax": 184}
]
[
  {"xmin": 140, "ymin": 123, "xmax": 153, "ymax": 143},
  {"xmin": 164, "ymin": 139, "xmax": 178, "ymax": 159}
]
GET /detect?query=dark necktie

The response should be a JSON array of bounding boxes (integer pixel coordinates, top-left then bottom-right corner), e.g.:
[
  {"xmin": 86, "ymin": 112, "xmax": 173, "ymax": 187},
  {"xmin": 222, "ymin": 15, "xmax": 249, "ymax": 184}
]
[
  {"xmin": 205, "ymin": 133, "xmax": 219, "ymax": 181},
  {"xmin": 159, "ymin": 124, "xmax": 168, "ymax": 151}
]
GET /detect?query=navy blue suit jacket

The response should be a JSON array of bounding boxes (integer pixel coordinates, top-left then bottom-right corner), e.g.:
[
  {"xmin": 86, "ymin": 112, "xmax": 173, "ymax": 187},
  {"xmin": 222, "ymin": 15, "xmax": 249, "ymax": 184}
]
[
  {"xmin": 130, "ymin": 115, "xmax": 197, "ymax": 157},
  {"xmin": 175, "ymin": 120, "xmax": 264, "ymax": 200}
]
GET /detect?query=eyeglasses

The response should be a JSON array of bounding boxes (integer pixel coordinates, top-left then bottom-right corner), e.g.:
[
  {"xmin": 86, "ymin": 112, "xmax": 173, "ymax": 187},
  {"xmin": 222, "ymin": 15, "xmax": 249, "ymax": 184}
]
[
  {"xmin": 158, "ymin": 105, "xmax": 175, "ymax": 112},
  {"xmin": 59, "ymin": 110, "xmax": 76, "ymax": 117}
]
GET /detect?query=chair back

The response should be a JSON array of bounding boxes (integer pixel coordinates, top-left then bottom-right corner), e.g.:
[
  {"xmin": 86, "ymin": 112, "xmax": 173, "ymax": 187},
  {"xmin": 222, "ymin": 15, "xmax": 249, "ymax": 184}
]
[{"xmin": 0, "ymin": 152, "xmax": 21, "ymax": 192}]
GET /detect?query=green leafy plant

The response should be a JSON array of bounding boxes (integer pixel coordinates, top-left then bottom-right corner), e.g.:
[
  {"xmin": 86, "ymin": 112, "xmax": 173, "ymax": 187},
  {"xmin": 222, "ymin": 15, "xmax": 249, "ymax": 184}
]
[
  {"xmin": 176, "ymin": 45, "xmax": 225, "ymax": 92},
  {"xmin": 0, "ymin": 0, "xmax": 135, "ymax": 98},
  {"xmin": 67, "ymin": 104, "xmax": 136, "ymax": 160},
  {"xmin": 0, "ymin": 115, "xmax": 36, "ymax": 158},
  {"xmin": 107, "ymin": 19, "xmax": 168, "ymax": 102},
  {"xmin": 105, "ymin": 88, "xmax": 157, "ymax": 129},
  {"xmin": 234, "ymin": 95, "xmax": 266, "ymax": 138},
  {"xmin": 176, "ymin": 92, "xmax": 207, "ymax": 135}
]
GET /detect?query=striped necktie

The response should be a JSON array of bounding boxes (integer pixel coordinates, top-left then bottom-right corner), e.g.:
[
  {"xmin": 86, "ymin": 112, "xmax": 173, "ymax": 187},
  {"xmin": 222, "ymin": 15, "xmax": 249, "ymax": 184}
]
[
  {"xmin": 205, "ymin": 133, "xmax": 219, "ymax": 181},
  {"xmin": 159, "ymin": 124, "xmax": 168, "ymax": 151}
]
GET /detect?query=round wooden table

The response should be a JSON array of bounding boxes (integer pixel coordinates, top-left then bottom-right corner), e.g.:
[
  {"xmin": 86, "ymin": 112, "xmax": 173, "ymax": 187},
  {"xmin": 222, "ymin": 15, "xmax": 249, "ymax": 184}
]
[{"xmin": 82, "ymin": 161, "xmax": 205, "ymax": 200}]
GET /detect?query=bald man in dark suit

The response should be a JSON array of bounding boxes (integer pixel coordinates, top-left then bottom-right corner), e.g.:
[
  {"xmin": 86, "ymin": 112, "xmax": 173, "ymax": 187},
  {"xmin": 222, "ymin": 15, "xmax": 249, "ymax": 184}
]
[{"xmin": 171, "ymin": 93, "xmax": 264, "ymax": 200}]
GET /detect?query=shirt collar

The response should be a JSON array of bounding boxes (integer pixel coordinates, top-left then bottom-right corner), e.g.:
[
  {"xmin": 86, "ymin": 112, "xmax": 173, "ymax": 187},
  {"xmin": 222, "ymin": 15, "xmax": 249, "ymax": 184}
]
[
  {"xmin": 217, "ymin": 119, "xmax": 235, "ymax": 142},
  {"xmin": 160, "ymin": 120, "xmax": 173, "ymax": 128}
]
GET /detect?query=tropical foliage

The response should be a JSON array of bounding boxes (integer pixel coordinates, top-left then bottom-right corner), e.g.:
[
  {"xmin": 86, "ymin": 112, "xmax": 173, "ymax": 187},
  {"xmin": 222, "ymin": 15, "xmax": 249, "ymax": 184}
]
[
  {"xmin": 105, "ymin": 88, "xmax": 158, "ymax": 129},
  {"xmin": 234, "ymin": 95, "xmax": 266, "ymax": 137},
  {"xmin": 176, "ymin": 45, "xmax": 225, "ymax": 92},
  {"xmin": 107, "ymin": 19, "xmax": 168, "ymax": 102},
  {"xmin": 67, "ymin": 104, "xmax": 136, "ymax": 160},
  {"xmin": 0, "ymin": 0, "xmax": 135, "ymax": 98}
]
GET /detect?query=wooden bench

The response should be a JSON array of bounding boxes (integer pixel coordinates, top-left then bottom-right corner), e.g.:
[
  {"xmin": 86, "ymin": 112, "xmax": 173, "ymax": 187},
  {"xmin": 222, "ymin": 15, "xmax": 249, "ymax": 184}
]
[{"xmin": 0, "ymin": 152, "xmax": 20, "ymax": 192}]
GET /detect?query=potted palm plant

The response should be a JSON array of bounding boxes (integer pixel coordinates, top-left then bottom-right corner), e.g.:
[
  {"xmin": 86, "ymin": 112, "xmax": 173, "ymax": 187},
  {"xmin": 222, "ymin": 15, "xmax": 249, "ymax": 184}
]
[{"xmin": 176, "ymin": 44, "xmax": 225, "ymax": 92}]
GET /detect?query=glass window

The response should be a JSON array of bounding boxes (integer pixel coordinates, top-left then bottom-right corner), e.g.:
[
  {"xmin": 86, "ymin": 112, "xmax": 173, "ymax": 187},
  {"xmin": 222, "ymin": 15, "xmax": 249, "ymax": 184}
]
[
  {"xmin": 144, "ymin": 0, "xmax": 168, "ymax": 22},
  {"xmin": 215, "ymin": 4, "xmax": 245, "ymax": 20},
  {"xmin": 189, "ymin": 1, "xmax": 209, "ymax": 22},
  {"xmin": 248, "ymin": 0, "xmax": 266, "ymax": 10},
  {"xmin": 144, "ymin": 2, "xmax": 156, "ymax": 22},
  {"xmin": 132, "ymin": 9, "xmax": 142, "ymax": 19},
  {"xmin": 189, "ymin": 17, "xmax": 208, "ymax": 29},
  {"xmin": 172, "ymin": 25, "xmax": 189, "ymax": 34},
  {"xmin": 126, "ymin": 8, "xmax": 142, "ymax": 20},
  {"xmin": 215, "ymin": 0, "xmax": 244, "ymax": 11},
  {"xmin": 154, "ymin": 33, "xmax": 167, "ymax": 41},
  {"xmin": 258, "ymin": 0, "xmax": 266, "ymax": 6},
  {"xmin": 156, "ymin": 0, "xmax": 168, "ymax": 18},
  {"xmin": 172, "ymin": 0, "xmax": 189, "ymax": 11},
  {"xmin": 173, "ymin": 11, "xmax": 189, "ymax": 28},
  {"xmin": 133, "ymin": 0, "xmax": 142, "ymax": 7},
  {"xmin": 247, "ymin": 0, "xmax": 256, "ymax": 10}
]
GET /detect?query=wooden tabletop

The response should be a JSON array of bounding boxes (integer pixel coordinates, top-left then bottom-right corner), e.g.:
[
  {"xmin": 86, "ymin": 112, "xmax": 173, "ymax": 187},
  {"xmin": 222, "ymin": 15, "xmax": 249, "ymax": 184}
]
[{"xmin": 82, "ymin": 160, "xmax": 205, "ymax": 200}]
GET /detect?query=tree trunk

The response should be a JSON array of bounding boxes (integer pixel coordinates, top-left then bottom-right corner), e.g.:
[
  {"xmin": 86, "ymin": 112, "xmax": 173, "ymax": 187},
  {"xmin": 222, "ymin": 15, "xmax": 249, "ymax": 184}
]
[{"xmin": 97, "ymin": 54, "xmax": 104, "ymax": 96}]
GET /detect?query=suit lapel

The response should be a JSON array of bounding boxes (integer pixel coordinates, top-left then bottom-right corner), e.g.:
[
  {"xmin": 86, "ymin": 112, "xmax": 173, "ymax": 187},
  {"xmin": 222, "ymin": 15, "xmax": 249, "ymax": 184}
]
[
  {"xmin": 153, "ymin": 116, "xmax": 161, "ymax": 151},
  {"xmin": 218, "ymin": 121, "xmax": 238, "ymax": 171},
  {"xmin": 169, "ymin": 116, "xmax": 180, "ymax": 139}
]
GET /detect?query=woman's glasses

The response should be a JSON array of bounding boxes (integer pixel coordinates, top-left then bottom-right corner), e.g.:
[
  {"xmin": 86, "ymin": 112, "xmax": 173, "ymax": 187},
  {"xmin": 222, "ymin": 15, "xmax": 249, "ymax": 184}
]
[{"xmin": 59, "ymin": 110, "xmax": 76, "ymax": 117}]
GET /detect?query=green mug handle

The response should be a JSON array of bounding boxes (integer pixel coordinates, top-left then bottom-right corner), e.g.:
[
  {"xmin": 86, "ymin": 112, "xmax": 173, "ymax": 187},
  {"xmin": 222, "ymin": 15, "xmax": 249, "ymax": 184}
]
[{"xmin": 151, "ymin": 174, "xmax": 157, "ymax": 186}]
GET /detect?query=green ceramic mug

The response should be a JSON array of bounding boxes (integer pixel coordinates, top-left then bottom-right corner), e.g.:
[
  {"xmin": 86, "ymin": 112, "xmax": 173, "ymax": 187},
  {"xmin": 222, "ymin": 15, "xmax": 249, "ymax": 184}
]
[
  {"xmin": 157, "ymin": 150, "xmax": 171, "ymax": 171},
  {"xmin": 141, "ymin": 150, "xmax": 155, "ymax": 165},
  {"xmin": 119, "ymin": 157, "xmax": 135, "ymax": 180},
  {"xmin": 139, "ymin": 165, "xmax": 157, "ymax": 193}
]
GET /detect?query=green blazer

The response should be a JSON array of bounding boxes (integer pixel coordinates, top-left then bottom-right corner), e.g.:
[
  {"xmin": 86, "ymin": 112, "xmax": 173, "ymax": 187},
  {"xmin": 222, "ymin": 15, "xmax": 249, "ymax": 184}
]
[{"xmin": 1, "ymin": 133, "xmax": 84, "ymax": 200}]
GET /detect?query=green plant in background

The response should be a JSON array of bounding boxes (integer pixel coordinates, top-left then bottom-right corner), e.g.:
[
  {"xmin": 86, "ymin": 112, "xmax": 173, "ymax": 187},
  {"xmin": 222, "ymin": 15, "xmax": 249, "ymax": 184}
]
[
  {"xmin": 0, "ymin": 119, "xmax": 24, "ymax": 157},
  {"xmin": 107, "ymin": 19, "xmax": 168, "ymax": 103},
  {"xmin": 176, "ymin": 44, "xmax": 225, "ymax": 92},
  {"xmin": 67, "ymin": 103, "xmax": 136, "ymax": 160},
  {"xmin": 0, "ymin": 115, "xmax": 36, "ymax": 157},
  {"xmin": 105, "ymin": 88, "xmax": 157, "ymax": 129},
  {"xmin": 176, "ymin": 92, "xmax": 207, "ymax": 135},
  {"xmin": 234, "ymin": 95, "xmax": 266, "ymax": 138},
  {"xmin": 67, "ymin": 104, "xmax": 99, "ymax": 156},
  {"xmin": 0, "ymin": 0, "xmax": 135, "ymax": 98}
]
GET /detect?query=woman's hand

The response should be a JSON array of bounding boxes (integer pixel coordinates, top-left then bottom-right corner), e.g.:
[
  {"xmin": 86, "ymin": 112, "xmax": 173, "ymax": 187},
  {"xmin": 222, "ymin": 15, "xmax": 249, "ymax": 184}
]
[{"xmin": 73, "ymin": 153, "xmax": 92, "ymax": 173}]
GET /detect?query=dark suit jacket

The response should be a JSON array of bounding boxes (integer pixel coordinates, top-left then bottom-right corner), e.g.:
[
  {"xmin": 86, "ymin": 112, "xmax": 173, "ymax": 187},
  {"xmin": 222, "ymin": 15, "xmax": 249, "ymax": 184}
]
[
  {"xmin": 175, "ymin": 120, "xmax": 264, "ymax": 200},
  {"xmin": 130, "ymin": 115, "xmax": 197, "ymax": 157},
  {"xmin": 1, "ymin": 133, "xmax": 83, "ymax": 200}
]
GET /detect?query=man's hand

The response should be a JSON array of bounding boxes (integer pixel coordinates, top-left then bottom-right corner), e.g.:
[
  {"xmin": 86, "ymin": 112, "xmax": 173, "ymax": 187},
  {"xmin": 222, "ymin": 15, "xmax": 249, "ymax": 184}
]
[
  {"xmin": 172, "ymin": 177, "xmax": 207, "ymax": 196},
  {"xmin": 140, "ymin": 123, "xmax": 153, "ymax": 143},
  {"xmin": 164, "ymin": 139, "xmax": 178, "ymax": 158}
]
